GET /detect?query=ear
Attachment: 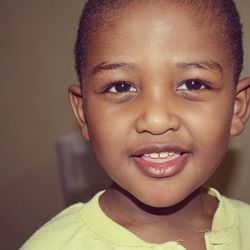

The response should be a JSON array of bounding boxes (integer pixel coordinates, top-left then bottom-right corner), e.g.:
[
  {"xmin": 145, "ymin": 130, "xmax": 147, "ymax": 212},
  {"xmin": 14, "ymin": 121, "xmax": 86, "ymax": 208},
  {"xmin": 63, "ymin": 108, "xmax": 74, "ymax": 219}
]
[
  {"xmin": 68, "ymin": 84, "xmax": 90, "ymax": 141},
  {"xmin": 230, "ymin": 77, "xmax": 250, "ymax": 136}
]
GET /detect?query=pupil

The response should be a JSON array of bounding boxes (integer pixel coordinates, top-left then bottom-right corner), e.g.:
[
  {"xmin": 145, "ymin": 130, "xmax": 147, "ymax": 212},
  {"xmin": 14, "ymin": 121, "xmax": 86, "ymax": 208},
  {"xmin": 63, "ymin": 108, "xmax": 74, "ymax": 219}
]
[
  {"xmin": 115, "ymin": 82, "xmax": 130, "ymax": 92},
  {"xmin": 187, "ymin": 80, "xmax": 202, "ymax": 90}
]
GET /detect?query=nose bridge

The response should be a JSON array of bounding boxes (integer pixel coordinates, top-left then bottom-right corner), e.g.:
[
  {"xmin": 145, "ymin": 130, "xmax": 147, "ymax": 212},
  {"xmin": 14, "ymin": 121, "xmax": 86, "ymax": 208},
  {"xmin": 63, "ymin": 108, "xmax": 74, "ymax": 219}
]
[{"xmin": 135, "ymin": 86, "xmax": 180, "ymax": 134}]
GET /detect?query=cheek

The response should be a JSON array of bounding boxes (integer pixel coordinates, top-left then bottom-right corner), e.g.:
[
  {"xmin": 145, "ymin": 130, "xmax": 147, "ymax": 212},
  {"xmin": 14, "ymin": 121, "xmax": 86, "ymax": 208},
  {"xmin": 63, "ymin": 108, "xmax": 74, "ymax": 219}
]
[
  {"xmin": 86, "ymin": 104, "xmax": 130, "ymax": 163},
  {"xmin": 187, "ymin": 100, "xmax": 233, "ymax": 164}
]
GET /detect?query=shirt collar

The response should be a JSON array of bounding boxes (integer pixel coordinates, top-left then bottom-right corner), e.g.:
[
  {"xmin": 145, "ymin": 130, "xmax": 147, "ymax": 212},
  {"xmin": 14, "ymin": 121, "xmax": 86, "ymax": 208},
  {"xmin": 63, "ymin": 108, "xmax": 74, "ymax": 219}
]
[
  {"xmin": 205, "ymin": 187, "xmax": 240, "ymax": 248},
  {"xmin": 82, "ymin": 188, "xmax": 241, "ymax": 248}
]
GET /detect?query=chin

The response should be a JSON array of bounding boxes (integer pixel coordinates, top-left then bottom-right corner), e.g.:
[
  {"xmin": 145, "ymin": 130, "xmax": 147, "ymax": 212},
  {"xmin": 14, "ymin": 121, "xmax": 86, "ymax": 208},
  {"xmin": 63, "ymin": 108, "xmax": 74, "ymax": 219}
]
[
  {"xmin": 135, "ymin": 186, "xmax": 201, "ymax": 210},
  {"xmin": 133, "ymin": 190, "xmax": 188, "ymax": 210},
  {"xmin": 143, "ymin": 196, "xmax": 183, "ymax": 209}
]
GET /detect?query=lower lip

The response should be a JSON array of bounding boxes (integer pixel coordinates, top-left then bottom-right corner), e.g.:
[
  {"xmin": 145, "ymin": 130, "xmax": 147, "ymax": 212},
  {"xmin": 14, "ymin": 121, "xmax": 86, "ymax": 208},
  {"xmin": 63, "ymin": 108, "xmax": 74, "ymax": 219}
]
[{"xmin": 133, "ymin": 154, "xmax": 189, "ymax": 178}]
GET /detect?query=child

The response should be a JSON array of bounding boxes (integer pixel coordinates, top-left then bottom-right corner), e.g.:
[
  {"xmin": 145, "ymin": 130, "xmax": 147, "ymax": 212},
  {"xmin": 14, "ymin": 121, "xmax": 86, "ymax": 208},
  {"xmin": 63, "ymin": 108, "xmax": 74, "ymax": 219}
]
[{"xmin": 21, "ymin": 0, "xmax": 250, "ymax": 249}]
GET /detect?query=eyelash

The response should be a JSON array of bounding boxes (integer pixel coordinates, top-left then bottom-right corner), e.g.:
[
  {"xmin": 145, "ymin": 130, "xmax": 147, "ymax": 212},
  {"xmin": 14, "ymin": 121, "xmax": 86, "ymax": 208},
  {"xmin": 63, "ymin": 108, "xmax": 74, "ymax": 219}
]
[
  {"xmin": 104, "ymin": 81, "xmax": 137, "ymax": 94},
  {"xmin": 102, "ymin": 79, "xmax": 210, "ymax": 94},
  {"xmin": 177, "ymin": 79, "xmax": 210, "ymax": 91}
]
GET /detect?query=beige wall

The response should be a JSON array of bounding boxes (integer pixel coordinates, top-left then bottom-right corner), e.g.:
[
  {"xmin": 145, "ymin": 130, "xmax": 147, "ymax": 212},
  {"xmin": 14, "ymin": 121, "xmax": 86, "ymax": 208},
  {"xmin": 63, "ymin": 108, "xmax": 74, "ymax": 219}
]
[
  {"xmin": 0, "ymin": 1, "xmax": 249, "ymax": 249},
  {"xmin": 0, "ymin": 1, "xmax": 85, "ymax": 249}
]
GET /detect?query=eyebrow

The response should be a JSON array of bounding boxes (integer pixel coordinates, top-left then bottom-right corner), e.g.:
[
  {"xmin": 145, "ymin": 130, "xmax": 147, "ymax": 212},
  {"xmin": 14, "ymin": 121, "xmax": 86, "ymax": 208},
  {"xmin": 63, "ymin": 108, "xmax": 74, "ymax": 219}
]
[
  {"xmin": 92, "ymin": 60, "xmax": 223, "ymax": 75},
  {"xmin": 92, "ymin": 62, "xmax": 136, "ymax": 74},
  {"xmin": 175, "ymin": 60, "xmax": 223, "ymax": 73}
]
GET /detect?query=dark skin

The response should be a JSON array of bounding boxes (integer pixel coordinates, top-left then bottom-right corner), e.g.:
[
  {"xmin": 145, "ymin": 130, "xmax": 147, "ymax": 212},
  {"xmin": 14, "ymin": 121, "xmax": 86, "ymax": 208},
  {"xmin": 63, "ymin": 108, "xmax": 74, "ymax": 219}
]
[
  {"xmin": 100, "ymin": 184, "xmax": 217, "ymax": 248},
  {"xmin": 69, "ymin": 1, "xmax": 250, "ymax": 249}
]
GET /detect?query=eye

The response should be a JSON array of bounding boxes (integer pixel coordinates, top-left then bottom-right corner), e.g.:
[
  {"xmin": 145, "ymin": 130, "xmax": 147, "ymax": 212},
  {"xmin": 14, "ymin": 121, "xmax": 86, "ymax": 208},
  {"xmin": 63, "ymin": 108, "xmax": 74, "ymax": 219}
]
[
  {"xmin": 107, "ymin": 81, "xmax": 137, "ymax": 93},
  {"xmin": 177, "ymin": 79, "xmax": 210, "ymax": 91}
]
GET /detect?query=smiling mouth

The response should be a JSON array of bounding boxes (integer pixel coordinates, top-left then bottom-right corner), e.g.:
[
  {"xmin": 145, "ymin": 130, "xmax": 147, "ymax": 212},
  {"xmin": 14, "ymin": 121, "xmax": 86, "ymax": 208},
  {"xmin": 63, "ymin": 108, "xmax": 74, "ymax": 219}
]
[{"xmin": 131, "ymin": 147, "xmax": 190, "ymax": 178}]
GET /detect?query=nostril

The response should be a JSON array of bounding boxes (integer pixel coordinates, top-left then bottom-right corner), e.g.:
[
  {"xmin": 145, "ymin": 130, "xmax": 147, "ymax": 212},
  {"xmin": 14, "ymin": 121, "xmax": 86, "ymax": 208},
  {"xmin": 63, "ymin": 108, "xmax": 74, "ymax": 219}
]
[
  {"xmin": 134, "ymin": 97, "xmax": 181, "ymax": 134},
  {"xmin": 135, "ymin": 113, "xmax": 181, "ymax": 135}
]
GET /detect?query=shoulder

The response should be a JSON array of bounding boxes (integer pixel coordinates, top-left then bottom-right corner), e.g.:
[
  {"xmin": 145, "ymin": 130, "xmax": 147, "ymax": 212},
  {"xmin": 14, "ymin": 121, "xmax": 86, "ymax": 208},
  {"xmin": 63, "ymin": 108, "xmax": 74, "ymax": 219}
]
[
  {"xmin": 20, "ymin": 191, "xmax": 109, "ymax": 250},
  {"xmin": 20, "ymin": 203, "xmax": 88, "ymax": 249},
  {"xmin": 207, "ymin": 188, "xmax": 250, "ymax": 249},
  {"xmin": 221, "ymin": 195, "xmax": 250, "ymax": 246},
  {"xmin": 225, "ymin": 196, "xmax": 250, "ymax": 224}
]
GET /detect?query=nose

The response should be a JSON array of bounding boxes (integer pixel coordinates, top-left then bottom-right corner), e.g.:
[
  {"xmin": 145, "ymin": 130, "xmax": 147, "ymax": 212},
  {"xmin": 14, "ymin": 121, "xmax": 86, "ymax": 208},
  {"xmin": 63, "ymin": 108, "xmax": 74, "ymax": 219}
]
[{"xmin": 135, "ymin": 91, "xmax": 181, "ymax": 135}]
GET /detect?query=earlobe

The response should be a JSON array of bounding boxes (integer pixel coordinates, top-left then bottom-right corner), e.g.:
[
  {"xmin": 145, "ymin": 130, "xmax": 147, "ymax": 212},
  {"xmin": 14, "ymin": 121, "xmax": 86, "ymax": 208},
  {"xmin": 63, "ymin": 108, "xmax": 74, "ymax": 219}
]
[
  {"xmin": 68, "ymin": 84, "xmax": 90, "ymax": 141},
  {"xmin": 230, "ymin": 77, "xmax": 250, "ymax": 136}
]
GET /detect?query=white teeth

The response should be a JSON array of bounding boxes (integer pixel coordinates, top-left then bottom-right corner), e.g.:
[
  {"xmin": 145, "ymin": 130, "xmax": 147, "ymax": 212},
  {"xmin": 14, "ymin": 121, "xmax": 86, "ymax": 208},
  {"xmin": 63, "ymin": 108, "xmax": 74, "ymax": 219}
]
[
  {"xmin": 159, "ymin": 152, "xmax": 169, "ymax": 158},
  {"xmin": 150, "ymin": 153, "xmax": 159, "ymax": 159},
  {"xmin": 144, "ymin": 152, "xmax": 176, "ymax": 159}
]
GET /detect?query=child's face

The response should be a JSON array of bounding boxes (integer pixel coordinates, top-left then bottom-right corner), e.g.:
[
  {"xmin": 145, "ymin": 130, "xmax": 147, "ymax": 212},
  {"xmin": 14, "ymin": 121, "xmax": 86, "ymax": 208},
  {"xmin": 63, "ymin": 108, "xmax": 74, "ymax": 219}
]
[{"xmin": 70, "ymin": 2, "xmax": 250, "ymax": 207}]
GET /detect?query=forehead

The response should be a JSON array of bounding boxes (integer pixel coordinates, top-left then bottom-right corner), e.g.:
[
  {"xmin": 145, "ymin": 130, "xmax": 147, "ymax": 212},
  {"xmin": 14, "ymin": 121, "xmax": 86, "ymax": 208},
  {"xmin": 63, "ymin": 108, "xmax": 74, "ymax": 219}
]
[
  {"xmin": 85, "ymin": 1, "xmax": 232, "ymax": 78},
  {"xmin": 89, "ymin": 0, "xmax": 225, "ymax": 43}
]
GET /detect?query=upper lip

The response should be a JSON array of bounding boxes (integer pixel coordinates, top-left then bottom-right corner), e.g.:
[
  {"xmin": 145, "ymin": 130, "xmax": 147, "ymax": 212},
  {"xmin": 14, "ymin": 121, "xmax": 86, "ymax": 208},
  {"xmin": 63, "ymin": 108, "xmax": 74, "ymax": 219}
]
[{"xmin": 130, "ymin": 144, "xmax": 191, "ymax": 157}]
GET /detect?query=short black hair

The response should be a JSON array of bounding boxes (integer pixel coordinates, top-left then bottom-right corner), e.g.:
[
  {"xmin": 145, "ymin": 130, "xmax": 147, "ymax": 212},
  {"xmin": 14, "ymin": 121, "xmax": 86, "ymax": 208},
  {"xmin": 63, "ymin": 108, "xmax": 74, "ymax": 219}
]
[{"xmin": 75, "ymin": 0, "xmax": 243, "ymax": 85}]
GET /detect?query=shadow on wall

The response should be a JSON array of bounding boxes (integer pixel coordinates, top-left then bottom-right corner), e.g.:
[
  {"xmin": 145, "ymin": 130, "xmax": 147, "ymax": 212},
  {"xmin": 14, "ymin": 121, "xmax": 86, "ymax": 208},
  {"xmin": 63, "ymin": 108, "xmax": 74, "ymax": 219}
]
[
  {"xmin": 56, "ymin": 132, "xmax": 242, "ymax": 206},
  {"xmin": 56, "ymin": 132, "xmax": 111, "ymax": 206}
]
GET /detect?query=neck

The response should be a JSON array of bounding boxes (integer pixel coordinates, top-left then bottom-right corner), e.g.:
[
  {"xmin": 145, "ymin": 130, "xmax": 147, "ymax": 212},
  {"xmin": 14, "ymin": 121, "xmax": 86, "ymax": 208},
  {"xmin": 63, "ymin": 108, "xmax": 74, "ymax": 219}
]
[{"xmin": 99, "ymin": 183, "xmax": 214, "ymax": 226}]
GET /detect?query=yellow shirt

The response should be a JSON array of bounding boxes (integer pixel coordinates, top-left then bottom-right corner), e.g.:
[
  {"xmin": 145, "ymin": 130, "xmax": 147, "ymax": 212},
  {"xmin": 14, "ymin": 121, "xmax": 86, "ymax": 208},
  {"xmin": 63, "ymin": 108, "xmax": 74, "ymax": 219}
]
[{"xmin": 20, "ymin": 188, "xmax": 250, "ymax": 250}]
